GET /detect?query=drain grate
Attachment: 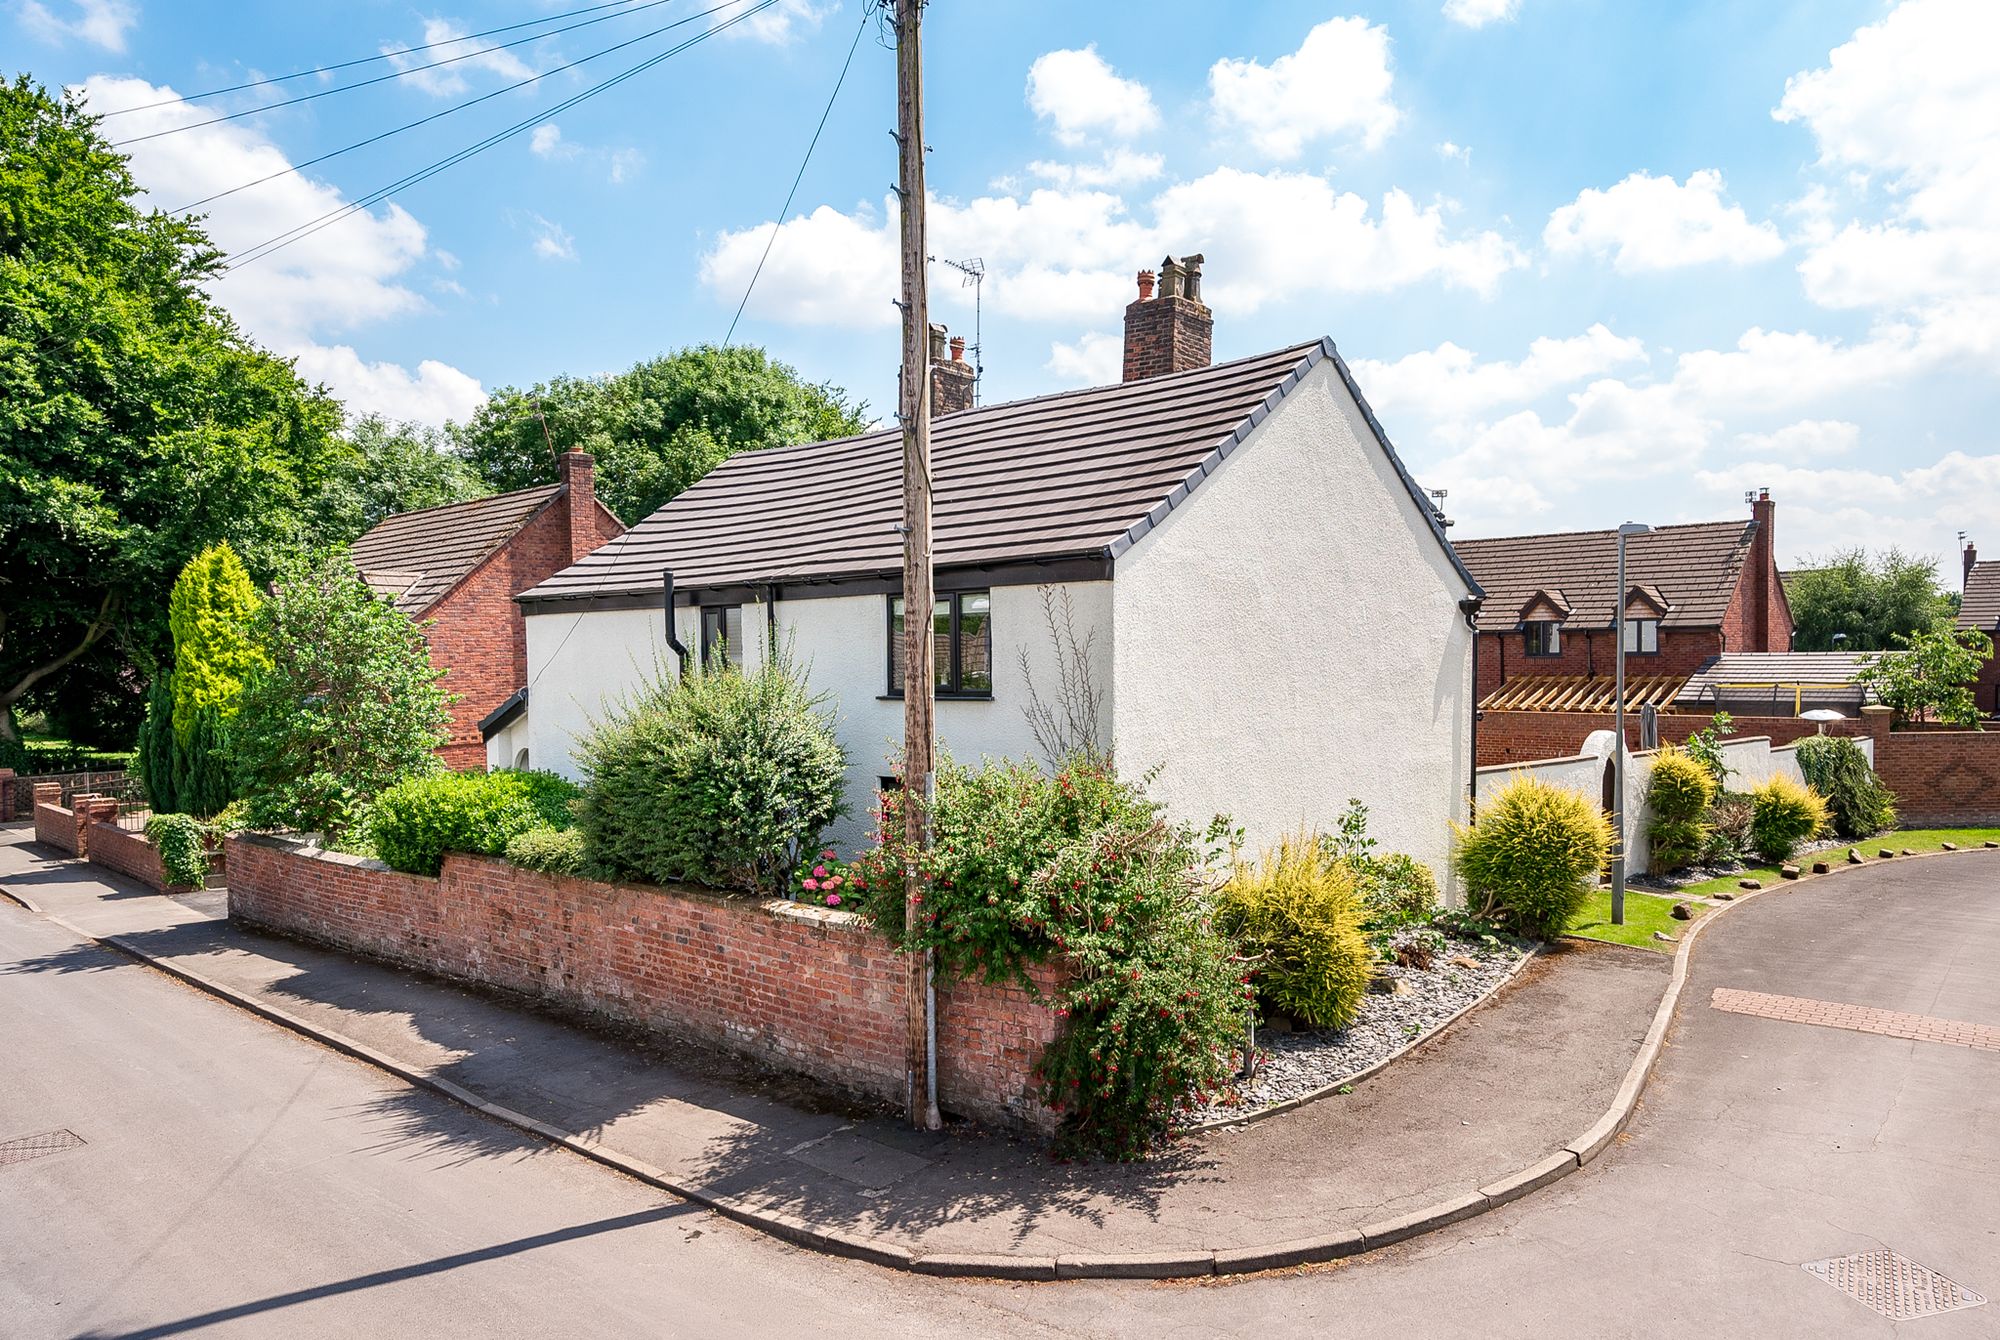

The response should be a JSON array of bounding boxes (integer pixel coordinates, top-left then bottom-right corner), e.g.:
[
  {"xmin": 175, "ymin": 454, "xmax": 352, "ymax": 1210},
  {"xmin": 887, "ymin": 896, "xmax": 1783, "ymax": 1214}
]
[
  {"xmin": 1803, "ymin": 1250, "xmax": 1986, "ymax": 1320},
  {"xmin": 0, "ymin": 1128, "xmax": 86, "ymax": 1168}
]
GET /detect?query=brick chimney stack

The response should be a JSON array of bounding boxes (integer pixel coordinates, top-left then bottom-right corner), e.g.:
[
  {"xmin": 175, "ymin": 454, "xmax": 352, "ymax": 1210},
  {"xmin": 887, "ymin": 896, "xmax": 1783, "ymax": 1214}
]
[
  {"xmin": 1123, "ymin": 253, "xmax": 1213, "ymax": 382},
  {"xmin": 929, "ymin": 324, "xmax": 977, "ymax": 416},
  {"xmin": 1966, "ymin": 539, "xmax": 1979, "ymax": 588},
  {"xmin": 557, "ymin": 450, "xmax": 599, "ymax": 564},
  {"xmin": 1749, "ymin": 486, "xmax": 1779, "ymax": 650}
]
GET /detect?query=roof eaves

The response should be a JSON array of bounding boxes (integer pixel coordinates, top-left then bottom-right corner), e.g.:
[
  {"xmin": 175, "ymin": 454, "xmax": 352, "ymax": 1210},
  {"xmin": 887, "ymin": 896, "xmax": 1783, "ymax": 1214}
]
[{"xmin": 479, "ymin": 687, "xmax": 528, "ymax": 739}]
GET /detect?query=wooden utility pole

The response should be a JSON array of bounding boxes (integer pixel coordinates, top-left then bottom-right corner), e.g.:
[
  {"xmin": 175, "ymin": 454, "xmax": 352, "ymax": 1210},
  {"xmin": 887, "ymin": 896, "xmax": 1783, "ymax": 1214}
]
[{"xmin": 893, "ymin": 0, "xmax": 941, "ymax": 1132}]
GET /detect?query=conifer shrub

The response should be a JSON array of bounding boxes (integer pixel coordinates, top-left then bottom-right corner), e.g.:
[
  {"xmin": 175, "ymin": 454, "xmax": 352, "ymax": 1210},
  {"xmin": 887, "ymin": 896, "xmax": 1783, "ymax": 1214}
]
[
  {"xmin": 576, "ymin": 652, "xmax": 846, "ymax": 892},
  {"xmin": 1215, "ymin": 834, "xmax": 1372, "ymax": 1029},
  {"xmin": 1645, "ymin": 745, "xmax": 1717, "ymax": 872},
  {"xmin": 1748, "ymin": 775, "xmax": 1831, "ymax": 864},
  {"xmin": 369, "ymin": 771, "xmax": 540, "ymax": 876},
  {"xmin": 1454, "ymin": 775, "xmax": 1614, "ymax": 940},
  {"xmin": 1793, "ymin": 735, "xmax": 1896, "ymax": 839}
]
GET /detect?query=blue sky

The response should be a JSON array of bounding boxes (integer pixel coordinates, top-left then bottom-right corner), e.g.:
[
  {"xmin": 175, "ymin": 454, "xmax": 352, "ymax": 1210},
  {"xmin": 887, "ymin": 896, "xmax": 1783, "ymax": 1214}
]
[{"xmin": 11, "ymin": 0, "xmax": 1998, "ymax": 569}]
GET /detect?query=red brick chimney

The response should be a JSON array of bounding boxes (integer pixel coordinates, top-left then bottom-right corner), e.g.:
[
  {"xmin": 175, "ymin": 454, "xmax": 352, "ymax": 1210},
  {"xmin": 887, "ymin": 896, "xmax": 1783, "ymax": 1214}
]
[
  {"xmin": 1123, "ymin": 253, "xmax": 1213, "ymax": 382},
  {"xmin": 1748, "ymin": 487, "xmax": 1780, "ymax": 650},
  {"xmin": 929, "ymin": 324, "xmax": 977, "ymax": 416},
  {"xmin": 557, "ymin": 450, "xmax": 600, "ymax": 564},
  {"xmin": 1966, "ymin": 539, "xmax": 1979, "ymax": 588}
]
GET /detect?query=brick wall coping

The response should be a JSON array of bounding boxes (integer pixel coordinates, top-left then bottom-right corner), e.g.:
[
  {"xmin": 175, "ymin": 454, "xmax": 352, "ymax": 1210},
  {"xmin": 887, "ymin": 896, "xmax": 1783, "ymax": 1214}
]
[
  {"xmin": 231, "ymin": 832, "xmax": 879, "ymax": 935},
  {"xmin": 1476, "ymin": 750, "xmax": 1599, "ymax": 774}
]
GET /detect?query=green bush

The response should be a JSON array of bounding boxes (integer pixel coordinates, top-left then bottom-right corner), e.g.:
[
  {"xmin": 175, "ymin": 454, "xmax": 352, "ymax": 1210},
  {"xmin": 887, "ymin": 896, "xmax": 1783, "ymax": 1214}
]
[
  {"xmin": 368, "ymin": 771, "xmax": 541, "ymax": 876},
  {"xmin": 1702, "ymin": 792, "xmax": 1754, "ymax": 866},
  {"xmin": 1216, "ymin": 834, "xmax": 1372, "ymax": 1029},
  {"xmin": 505, "ymin": 824, "xmax": 587, "ymax": 876},
  {"xmin": 1794, "ymin": 736, "xmax": 1896, "ymax": 839},
  {"xmin": 1353, "ymin": 851, "xmax": 1439, "ymax": 928},
  {"xmin": 1748, "ymin": 775, "xmax": 1831, "ymax": 864},
  {"xmin": 146, "ymin": 813, "xmax": 208, "ymax": 888},
  {"xmin": 492, "ymin": 768, "xmax": 582, "ymax": 830},
  {"xmin": 1645, "ymin": 745, "xmax": 1717, "ymax": 872},
  {"xmin": 576, "ymin": 651, "xmax": 847, "ymax": 892},
  {"xmin": 1455, "ymin": 775, "xmax": 1614, "ymax": 940}
]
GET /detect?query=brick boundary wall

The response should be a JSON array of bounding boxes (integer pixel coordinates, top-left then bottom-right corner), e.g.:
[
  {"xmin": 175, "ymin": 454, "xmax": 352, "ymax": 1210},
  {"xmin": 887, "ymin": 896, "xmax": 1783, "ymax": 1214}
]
[
  {"xmin": 7, "ymin": 769, "xmax": 136, "ymax": 820},
  {"xmin": 32, "ymin": 785, "xmax": 104, "ymax": 855},
  {"xmin": 1478, "ymin": 709, "xmax": 1866, "ymax": 769},
  {"xmin": 225, "ymin": 836, "xmax": 1062, "ymax": 1130},
  {"xmin": 82, "ymin": 819, "xmax": 172, "ymax": 893},
  {"xmin": 1864, "ymin": 709, "xmax": 2000, "ymax": 827}
]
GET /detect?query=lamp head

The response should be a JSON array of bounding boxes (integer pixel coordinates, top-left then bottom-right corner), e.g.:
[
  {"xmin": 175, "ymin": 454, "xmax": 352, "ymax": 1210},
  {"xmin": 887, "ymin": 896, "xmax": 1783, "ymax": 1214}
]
[{"xmin": 1618, "ymin": 522, "xmax": 1653, "ymax": 536}]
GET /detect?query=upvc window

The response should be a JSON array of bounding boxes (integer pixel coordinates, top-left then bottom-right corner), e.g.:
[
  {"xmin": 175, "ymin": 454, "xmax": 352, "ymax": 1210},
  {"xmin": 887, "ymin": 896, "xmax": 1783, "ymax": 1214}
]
[
  {"xmin": 700, "ymin": 604, "xmax": 743, "ymax": 667},
  {"xmin": 1524, "ymin": 621, "xmax": 1563, "ymax": 657},
  {"xmin": 1622, "ymin": 618, "xmax": 1660, "ymax": 654},
  {"xmin": 888, "ymin": 590, "xmax": 992, "ymax": 697}
]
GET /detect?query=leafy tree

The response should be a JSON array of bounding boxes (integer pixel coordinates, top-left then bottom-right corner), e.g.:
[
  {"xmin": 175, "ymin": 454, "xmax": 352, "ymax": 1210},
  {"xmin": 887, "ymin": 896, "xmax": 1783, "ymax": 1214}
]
[
  {"xmin": 0, "ymin": 77, "xmax": 344, "ymax": 745},
  {"xmin": 1857, "ymin": 628, "xmax": 1995, "ymax": 726},
  {"xmin": 1786, "ymin": 549, "xmax": 1956, "ymax": 651},
  {"xmin": 167, "ymin": 543, "xmax": 263, "ymax": 739},
  {"xmin": 231, "ymin": 553, "xmax": 452, "ymax": 838},
  {"xmin": 309, "ymin": 415, "xmax": 489, "ymax": 545},
  {"xmin": 453, "ymin": 344, "xmax": 869, "ymax": 523}
]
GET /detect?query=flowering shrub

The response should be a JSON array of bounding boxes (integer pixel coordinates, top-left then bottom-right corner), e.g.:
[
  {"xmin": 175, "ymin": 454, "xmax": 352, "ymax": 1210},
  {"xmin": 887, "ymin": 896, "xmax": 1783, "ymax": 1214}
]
[
  {"xmin": 869, "ymin": 757, "xmax": 1245, "ymax": 1159},
  {"xmin": 791, "ymin": 848, "xmax": 872, "ymax": 910}
]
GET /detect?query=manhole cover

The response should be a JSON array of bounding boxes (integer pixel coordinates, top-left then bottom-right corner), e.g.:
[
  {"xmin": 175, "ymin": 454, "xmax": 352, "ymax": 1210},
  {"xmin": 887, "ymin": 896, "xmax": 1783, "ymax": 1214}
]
[
  {"xmin": 1803, "ymin": 1250, "xmax": 1986, "ymax": 1320},
  {"xmin": 0, "ymin": 1128, "xmax": 85, "ymax": 1167}
]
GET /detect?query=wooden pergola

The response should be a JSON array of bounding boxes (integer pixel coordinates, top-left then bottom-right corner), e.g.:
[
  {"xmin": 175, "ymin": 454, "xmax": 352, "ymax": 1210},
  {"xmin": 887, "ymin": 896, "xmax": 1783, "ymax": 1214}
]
[{"xmin": 1480, "ymin": 674, "xmax": 1689, "ymax": 713}]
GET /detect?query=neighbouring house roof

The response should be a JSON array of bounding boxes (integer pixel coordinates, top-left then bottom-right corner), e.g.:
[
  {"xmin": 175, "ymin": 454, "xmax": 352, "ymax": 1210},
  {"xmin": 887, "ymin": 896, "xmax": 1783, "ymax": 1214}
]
[
  {"xmin": 1480, "ymin": 674, "xmax": 1688, "ymax": 713},
  {"xmin": 517, "ymin": 340, "xmax": 1478, "ymax": 606},
  {"xmin": 478, "ymin": 687, "xmax": 528, "ymax": 739},
  {"xmin": 1961, "ymin": 561, "xmax": 2000, "ymax": 631},
  {"xmin": 351, "ymin": 484, "xmax": 562, "ymax": 616},
  {"xmin": 1454, "ymin": 519, "xmax": 1755, "ymax": 633},
  {"xmin": 1674, "ymin": 652, "xmax": 1885, "ymax": 714}
]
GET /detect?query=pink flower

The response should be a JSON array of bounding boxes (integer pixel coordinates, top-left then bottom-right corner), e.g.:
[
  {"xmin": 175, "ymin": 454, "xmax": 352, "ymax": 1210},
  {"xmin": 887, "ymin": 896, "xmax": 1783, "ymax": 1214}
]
[
  {"xmin": 825, "ymin": 893, "xmax": 842, "ymax": 907},
  {"xmin": 853, "ymin": 879, "xmax": 867, "ymax": 890},
  {"xmin": 825, "ymin": 874, "xmax": 843, "ymax": 888},
  {"xmin": 813, "ymin": 865, "xmax": 828, "ymax": 878},
  {"xmin": 803, "ymin": 877, "xmax": 820, "ymax": 891},
  {"xmin": 821, "ymin": 849, "xmax": 837, "ymax": 859}
]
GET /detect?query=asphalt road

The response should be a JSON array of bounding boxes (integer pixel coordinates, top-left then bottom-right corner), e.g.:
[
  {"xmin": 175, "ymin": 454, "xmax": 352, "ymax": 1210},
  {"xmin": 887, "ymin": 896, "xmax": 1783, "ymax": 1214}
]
[{"xmin": 5, "ymin": 853, "xmax": 1997, "ymax": 1339}]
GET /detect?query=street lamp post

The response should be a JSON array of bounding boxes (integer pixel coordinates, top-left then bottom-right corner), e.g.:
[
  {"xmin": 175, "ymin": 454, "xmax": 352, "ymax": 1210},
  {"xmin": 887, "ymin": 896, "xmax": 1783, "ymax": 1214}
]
[{"xmin": 1611, "ymin": 521, "xmax": 1652, "ymax": 926}]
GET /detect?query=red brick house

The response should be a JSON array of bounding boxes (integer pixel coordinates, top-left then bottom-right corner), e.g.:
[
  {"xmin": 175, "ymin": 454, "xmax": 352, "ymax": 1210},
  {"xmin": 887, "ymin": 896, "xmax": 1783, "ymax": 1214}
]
[
  {"xmin": 1959, "ymin": 545, "xmax": 2000, "ymax": 717},
  {"xmin": 351, "ymin": 451, "xmax": 624, "ymax": 769},
  {"xmin": 1453, "ymin": 492, "xmax": 1798, "ymax": 764}
]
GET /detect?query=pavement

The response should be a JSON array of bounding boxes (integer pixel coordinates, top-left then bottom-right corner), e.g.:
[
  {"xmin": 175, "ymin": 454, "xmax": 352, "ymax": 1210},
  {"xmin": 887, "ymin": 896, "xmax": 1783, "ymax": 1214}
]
[{"xmin": 0, "ymin": 824, "xmax": 1666, "ymax": 1277}]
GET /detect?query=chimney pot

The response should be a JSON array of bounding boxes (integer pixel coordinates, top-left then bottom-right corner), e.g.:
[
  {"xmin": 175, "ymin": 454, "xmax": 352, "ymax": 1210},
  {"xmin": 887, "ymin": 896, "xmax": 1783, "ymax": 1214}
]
[
  {"xmin": 949, "ymin": 335, "xmax": 965, "ymax": 363},
  {"xmin": 1123, "ymin": 252, "xmax": 1214, "ymax": 382},
  {"xmin": 1135, "ymin": 269, "xmax": 1156, "ymax": 301},
  {"xmin": 1966, "ymin": 541, "xmax": 1979, "ymax": 586},
  {"xmin": 927, "ymin": 323, "xmax": 948, "ymax": 362}
]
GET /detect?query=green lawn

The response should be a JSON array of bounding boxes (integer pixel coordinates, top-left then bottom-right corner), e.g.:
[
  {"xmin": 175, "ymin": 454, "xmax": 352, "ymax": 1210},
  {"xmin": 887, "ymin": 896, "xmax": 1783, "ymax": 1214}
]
[
  {"xmin": 1673, "ymin": 828, "xmax": 2000, "ymax": 898},
  {"xmin": 1568, "ymin": 889, "xmax": 1709, "ymax": 952}
]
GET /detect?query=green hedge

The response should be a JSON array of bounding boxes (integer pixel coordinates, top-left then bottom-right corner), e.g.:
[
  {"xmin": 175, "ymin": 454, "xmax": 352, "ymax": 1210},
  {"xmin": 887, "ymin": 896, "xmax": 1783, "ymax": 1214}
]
[
  {"xmin": 505, "ymin": 825, "xmax": 586, "ymax": 876},
  {"xmin": 1793, "ymin": 735, "xmax": 1896, "ymax": 839},
  {"xmin": 145, "ymin": 813, "xmax": 208, "ymax": 888},
  {"xmin": 368, "ymin": 771, "xmax": 543, "ymax": 877}
]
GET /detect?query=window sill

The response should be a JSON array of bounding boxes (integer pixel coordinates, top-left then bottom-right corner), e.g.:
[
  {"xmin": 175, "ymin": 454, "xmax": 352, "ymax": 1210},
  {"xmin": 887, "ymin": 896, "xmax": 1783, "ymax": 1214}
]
[{"xmin": 878, "ymin": 693, "xmax": 994, "ymax": 702}]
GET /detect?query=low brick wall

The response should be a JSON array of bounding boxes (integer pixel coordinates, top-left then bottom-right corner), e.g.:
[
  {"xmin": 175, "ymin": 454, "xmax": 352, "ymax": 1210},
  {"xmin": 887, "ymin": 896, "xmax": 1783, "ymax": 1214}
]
[
  {"xmin": 83, "ymin": 820, "xmax": 173, "ymax": 892},
  {"xmin": 1873, "ymin": 727, "xmax": 2000, "ymax": 827},
  {"xmin": 33, "ymin": 801, "xmax": 81, "ymax": 855},
  {"xmin": 1478, "ymin": 709, "xmax": 1865, "ymax": 769},
  {"xmin": 225, "ymin": 836, "xmax": 1061, "ymax": 1129}
]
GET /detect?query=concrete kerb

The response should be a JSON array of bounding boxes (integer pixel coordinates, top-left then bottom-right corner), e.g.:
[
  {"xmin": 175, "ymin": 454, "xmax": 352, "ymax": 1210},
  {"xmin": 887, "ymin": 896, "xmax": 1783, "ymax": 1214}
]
[{"xmin": 3, "ymin": 842, "xmax": 1987, "ymax": 1282}]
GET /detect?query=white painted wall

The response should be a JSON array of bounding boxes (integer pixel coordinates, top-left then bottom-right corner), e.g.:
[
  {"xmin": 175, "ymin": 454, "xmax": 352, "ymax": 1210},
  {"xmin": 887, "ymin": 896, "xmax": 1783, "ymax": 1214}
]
[
  {"xmin": 483, "ymin": 713, "xmax": 532, "ymax": 772},
  {"xmin": 521, "ymin": 583, "xmax": 1113, "ymax": 853},
  {"xmin": 1109, "ymin": 357, "xmax": 1476, "ymax": 885}
]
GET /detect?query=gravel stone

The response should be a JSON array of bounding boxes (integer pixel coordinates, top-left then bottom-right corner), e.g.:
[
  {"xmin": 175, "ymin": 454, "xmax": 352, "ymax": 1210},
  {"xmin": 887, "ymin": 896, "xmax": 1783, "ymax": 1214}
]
[{"xmin": 1189, "ymin": 933, "xmax": 1528, "ymax": 1124}]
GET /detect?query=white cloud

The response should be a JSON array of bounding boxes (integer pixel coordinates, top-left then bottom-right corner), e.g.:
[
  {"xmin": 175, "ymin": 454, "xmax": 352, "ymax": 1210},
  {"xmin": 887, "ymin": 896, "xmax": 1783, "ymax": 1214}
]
[
  {"xmin": 1025, "ymin": 47, "xmax": 1159, "ymax": 147},
  {"xmin": 18, "ymin": 0, "xmax": 134, "ymax": 50},
  {"xmin": 720, "ymin": 0, "xmax": 827, "ymax": 45},
  {"xmin": 529, "ymin": 122, "xmax": 644, "ymax": 184},
  {"xmin": 1026, "ymin": 149, "xmax": 1165, "ymax": 190},
  {"xmin": 1350, "ymin": 324, "xmax": 1646, "ymax": 420},
  {"xmin": 1046, "ymin": 331, "xmax": 1123, "ymax": 386},
  {"xmin": 1693, "ymin": 451, "xmax": 2000, "ymax": 560},
  {"xmin": 1207, "ymin": 17, "xmax": 1400, "ymax": 159},
  {"xmin": 1442, "ymin": 0, "xmax": 1520, "ymax": 28},
  {"xmin": 1733, "ymin": 419, "xmax": 1861, "ymax": 460},
  {"xmin": 699, "ymin": 202, "xmax": 899, "ymax": 328},
  {"xmin": 78, "ymin": 77, "xmax": 482, "ymax": 427},
  {"xmin": 1437, "ymin": 141, "xmax": 1471, "ymax": 164},
  {"xmin": 530, "ymin": 123, "xmax": 563, "ymax": 157},
  {"xmin": 290, "ymin": 345, "xmax": 487, "ymax": 428},
  {"xmin": 381, "ymin": 18, "xmax": 535, "ymax": 97},
  {"xmin": 526, "ymin": 213, "xmax": 576, "ymax": 262},
  {"xmin": 1545, "ymin": 169, "xmax": 1784, "ymax": 272}
]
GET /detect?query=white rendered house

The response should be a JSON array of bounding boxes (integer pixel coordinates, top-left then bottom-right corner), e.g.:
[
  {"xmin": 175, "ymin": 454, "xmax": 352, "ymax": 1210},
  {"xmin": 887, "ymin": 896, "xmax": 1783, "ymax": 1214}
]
[{"xmin": 504, "ymin": 257, "xmax": 1484, "ymax": 877}]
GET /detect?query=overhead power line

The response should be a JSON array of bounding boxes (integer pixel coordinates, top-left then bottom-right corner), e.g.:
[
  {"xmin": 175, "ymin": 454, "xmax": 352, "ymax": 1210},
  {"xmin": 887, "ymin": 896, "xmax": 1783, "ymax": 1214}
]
[
  {"xmin": 111, "ymin": 0, "xmax": 682, "ymax": 147},
  {"xmin": 222, "ymin": 0, "xmax": 782, "ymax": 273},
  {"xmin": 724, "ymin": 10, "xmax": 869, "ymax": 345},
  {"xmin": 170, "ymin": 0, "xmax": 738, "ymax": 215},
  {"xmin": 99, "ymin": 0, "xmax": 650, "ymax": 117}
]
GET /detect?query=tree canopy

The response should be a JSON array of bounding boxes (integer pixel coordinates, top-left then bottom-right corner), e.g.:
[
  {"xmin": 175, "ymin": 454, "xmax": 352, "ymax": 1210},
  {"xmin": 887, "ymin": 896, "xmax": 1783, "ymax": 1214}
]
[
  {"xmin": 453, "ymin": 344, "xmax": 870, "ymax": 524},
  {"xmin": 1858, "ymin": 628, "xmax": 1994, "ymax": 727},
  {"xmin": 1784, "ymin": 548, "xmax": 1957, "ymax": 651},
  {"xmin": 308, "ymin": 415, "xmax": 490, "ymax": 546},
  {"xmin": 0, "ymin": 76, "xmax": 343, "ymax": 742}
]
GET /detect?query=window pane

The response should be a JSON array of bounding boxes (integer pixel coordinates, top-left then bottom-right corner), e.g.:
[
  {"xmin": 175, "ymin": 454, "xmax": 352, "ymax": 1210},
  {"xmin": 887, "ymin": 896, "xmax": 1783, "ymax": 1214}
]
[
  {"xmin": 958, "ymin": 592, "xmax": 991, "ymax": 693},
  {"xmin": 889, "ymin": 597, "xmax": 906, "ymax": 693},
  {"xmin": 1644, "ymin": 620, "xmax": 1658, "ymax": 653},
  {"xmin": 932, "ymin": 598, "xmax": 951, "ymax": 691},
  {"xmin": 722, "ymin": 606, "xmax": 743, "ymax": 665}
]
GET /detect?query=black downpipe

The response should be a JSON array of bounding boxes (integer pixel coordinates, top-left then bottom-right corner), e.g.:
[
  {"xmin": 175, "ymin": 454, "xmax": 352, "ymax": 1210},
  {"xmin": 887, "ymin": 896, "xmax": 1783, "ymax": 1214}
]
[
  {"xmin": 662, "ymin": 570, "xmax": 689, "ymax": 670},
  {"xmin": 1461, "ymin": 596, "xmax": 1485, "ymax": 822},
  {"xmin": 765, "ymin": 582, "xmax": 780, "ymax": 655}
]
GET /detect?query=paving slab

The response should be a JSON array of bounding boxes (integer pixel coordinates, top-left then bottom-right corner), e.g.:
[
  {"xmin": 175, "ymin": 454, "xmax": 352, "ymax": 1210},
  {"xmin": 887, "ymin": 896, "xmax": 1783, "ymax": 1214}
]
[{"xmin": 0, "ymin": 826, "xmax": 1667, "ymax": 1273}]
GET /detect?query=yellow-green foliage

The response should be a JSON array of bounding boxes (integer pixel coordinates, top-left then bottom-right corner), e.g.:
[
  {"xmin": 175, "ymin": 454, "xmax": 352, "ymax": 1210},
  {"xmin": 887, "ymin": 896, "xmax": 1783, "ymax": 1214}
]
[
  {"xmin": 1455, "ymin": 775, "xmax": 1615, "ymax": 940},
  {"xmin": 167, "ymin": 543, "xmax": 264, "ymax": 741},
  {"xmin": 1645, "ymin": 745, "xmax": 1717, "ymax": 872},
  {"xmin": 1215, "ymin": 833, "xmax": 1372, "ymax": 1029},
  {"xmin": 1747, "ymin": 775, "xmax": 1831, "ymax": 863}
]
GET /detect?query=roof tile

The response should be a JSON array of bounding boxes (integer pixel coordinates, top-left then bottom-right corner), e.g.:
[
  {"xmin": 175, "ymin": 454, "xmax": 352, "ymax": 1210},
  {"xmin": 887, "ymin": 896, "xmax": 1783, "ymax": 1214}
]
[
  {"xmin": 1454, "ymin": 520, "xmax": 1754, "ymax": 632},
  {"xmin": 351, "ymin": 484, "xmax": 561, "ymax": 615}
]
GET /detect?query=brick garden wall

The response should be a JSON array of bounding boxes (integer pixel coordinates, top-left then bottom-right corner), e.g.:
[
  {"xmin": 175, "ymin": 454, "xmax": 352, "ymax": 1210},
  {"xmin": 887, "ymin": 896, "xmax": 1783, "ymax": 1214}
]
[
  {"xmin": 82, "ymin": 819, "xmax": 171, "ymax": 892},
  {"xmin": 1867, "ymin": 713, "xmax": 2000, "ymax": 827},
  {"xmin": 225, "ymin": 836, "xmax": 1061, "ymax": 1129},
  {"xmin": 32, "ymin": 793, "xmax": 82, "ymax": 855}
]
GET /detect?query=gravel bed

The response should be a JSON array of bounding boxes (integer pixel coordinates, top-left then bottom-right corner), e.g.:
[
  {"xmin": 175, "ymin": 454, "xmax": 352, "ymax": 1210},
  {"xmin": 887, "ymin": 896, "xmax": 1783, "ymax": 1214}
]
[
  {"xmin": 1629, "ymin": 835, "xmax": 1850, "ymax": 893},
  {"xmin": 1189, "ymin": 931, "xmax": 1531, "ymax": 1125}
]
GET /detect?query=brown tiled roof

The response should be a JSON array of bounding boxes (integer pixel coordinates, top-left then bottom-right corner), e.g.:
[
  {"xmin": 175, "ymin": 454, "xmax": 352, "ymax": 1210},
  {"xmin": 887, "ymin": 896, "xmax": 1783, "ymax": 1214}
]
[
  {"xmin": 1675, "ymin": 651, "xmax": 1889, "ymax": 713},
  {"xmin": 1960, "ymin": 561, "xmax": 2000, "ymax": 631},
  {"xmin": 1454, "ymin": 519, "xmax": 1754, "ymax": 632},
  {"xmin": 519, "ymin": 340, "xmax": 1475, "ymax": 603},
  {"xmin": 351, "ymin": 484, "xmax": 560, "ymax": 615}
]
